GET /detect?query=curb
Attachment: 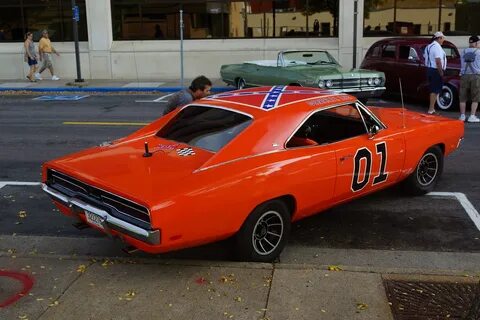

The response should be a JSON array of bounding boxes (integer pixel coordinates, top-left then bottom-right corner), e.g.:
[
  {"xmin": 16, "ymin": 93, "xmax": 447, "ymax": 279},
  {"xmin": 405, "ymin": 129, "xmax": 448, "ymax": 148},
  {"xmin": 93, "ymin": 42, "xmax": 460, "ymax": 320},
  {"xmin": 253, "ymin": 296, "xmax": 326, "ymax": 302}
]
[
  {"xmin": 0, "ymin": 86, "xmax": 233, "ymax": 93},
  {"xmin": 2, "ymin": 234, "xmax": 480, "ymax": 275}
]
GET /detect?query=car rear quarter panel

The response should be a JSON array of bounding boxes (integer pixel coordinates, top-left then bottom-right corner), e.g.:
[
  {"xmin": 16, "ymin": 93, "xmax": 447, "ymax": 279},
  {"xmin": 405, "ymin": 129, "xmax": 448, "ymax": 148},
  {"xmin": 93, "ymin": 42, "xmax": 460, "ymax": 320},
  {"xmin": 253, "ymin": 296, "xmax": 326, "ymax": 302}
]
[{"xmin": 149, "ymin": 147, "xmax": 337, "ymax": 252}]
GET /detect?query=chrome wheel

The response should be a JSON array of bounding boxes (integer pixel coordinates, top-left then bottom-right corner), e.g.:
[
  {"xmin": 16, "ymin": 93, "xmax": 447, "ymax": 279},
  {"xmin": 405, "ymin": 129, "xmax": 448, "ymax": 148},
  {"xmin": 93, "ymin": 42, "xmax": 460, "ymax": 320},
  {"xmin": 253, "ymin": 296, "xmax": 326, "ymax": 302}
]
[
  {"xmin": 252, "ymin": 210, "xmax": 284, "ymax": 256},
  {"xmin": 416, "ymin": 152, "xmax": 439, "ymax": 186},
  {"xmin": 436, "ymin": 85, "xmax": 453, "ymax": 110}
]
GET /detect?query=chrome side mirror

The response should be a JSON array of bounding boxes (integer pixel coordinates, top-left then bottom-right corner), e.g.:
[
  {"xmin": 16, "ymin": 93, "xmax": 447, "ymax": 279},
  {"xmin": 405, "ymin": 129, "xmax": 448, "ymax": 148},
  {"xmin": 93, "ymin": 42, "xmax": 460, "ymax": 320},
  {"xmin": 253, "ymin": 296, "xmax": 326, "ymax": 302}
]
[{"xmin": 368, "ymin": 125, "xmax": 380, "ymax": 138}]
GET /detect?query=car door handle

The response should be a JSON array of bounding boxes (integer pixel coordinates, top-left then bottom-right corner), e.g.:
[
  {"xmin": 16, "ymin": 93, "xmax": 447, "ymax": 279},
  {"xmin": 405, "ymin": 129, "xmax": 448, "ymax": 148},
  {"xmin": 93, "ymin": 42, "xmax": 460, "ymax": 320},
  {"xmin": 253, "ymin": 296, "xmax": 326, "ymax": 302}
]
[{"xmin": 340, "ymin": 154, "xmax": 353, "ymax": 161}]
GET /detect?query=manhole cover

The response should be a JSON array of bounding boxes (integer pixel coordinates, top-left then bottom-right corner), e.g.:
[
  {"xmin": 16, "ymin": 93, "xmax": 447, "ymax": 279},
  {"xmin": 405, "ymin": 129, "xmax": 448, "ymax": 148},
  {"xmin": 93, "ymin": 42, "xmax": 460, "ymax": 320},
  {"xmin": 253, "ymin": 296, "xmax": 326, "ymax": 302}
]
[{"xmin": 384, "ymin": 279, "xmax": 480, "ymax": 320}]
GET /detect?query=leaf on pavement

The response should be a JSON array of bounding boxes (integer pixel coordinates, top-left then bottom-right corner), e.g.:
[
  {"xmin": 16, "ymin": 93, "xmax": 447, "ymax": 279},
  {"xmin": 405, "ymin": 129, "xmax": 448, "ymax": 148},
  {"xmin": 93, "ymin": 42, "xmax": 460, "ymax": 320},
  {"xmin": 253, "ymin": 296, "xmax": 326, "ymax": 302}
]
[
  {"xmin": 356, "ymin": 303, "xmax": 368, "ymax": 310},
  {"xmin": 18, "ymin": 210, "xmax": 27, "ymax": 218},
  {"xmin": 327, "ymin": 265, "xmax": 343, "ymax": 271},
  {"xmin": 76, "ymin": 265, "xmax": 87, "ymax": 273},
  {"xmin": 48, "ymin": 301, "xmax": 59, "ymax": 307}
]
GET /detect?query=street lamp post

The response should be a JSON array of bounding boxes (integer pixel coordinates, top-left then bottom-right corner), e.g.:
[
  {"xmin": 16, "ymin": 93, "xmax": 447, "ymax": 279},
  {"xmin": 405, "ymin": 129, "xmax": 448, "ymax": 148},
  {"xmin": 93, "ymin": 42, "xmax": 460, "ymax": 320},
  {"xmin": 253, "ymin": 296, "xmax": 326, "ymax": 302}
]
[
  {"xmin": 353, "ymin": 0, "xmax": 358, "ymax": 69},
  {"xmin": 72, "ymin": 0, "xmax": 83, "ymax": 82},
  {"xmin": 180, "ymin": 9, "xmax": 184, "ymax": 88}
]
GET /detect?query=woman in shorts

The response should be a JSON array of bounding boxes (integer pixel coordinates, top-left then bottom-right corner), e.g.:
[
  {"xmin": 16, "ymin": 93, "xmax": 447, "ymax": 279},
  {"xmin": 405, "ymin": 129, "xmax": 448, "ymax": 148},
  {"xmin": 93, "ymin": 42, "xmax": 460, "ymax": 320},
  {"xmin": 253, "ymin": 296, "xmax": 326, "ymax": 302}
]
[{"xmin": 24, "ymin": 32, "xmax": 38, "ymax": 82}]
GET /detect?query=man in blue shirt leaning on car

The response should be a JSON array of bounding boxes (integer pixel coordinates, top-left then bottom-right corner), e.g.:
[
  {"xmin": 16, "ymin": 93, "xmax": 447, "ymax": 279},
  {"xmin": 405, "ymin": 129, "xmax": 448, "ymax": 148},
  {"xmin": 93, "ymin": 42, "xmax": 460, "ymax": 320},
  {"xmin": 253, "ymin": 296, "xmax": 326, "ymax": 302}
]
[{"xmin": 162, "ymin": 76, "xmax": 212, "ymax": 116}]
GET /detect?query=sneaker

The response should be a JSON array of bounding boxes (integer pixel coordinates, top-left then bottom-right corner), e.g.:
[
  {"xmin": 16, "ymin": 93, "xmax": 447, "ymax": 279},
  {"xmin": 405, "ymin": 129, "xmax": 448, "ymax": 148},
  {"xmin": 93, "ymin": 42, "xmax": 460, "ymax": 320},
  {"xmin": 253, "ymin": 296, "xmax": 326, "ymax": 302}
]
[
  {"xmin": 34, "ymin": 73, "xmax": 42, "ymax": 80},
  {"xmin": 467, "ymin": 115, "xmax": 480, "ymax": 123},
  {"xmin": 459, "ymin": 114, "xmax": 466, "ymax": 121},
  {"xmin": 427, "ymin": 110, "xmax": 440, "ymax": 115},
  {"xmin": 51, "ymin": 75, "xmax": 60, "ymax": 81}
]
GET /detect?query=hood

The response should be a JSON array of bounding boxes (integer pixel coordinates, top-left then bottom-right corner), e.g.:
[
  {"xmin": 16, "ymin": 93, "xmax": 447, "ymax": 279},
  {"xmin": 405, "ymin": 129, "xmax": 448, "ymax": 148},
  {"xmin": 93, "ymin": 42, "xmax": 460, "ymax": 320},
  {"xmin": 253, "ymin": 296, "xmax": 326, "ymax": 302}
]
[{"xmin": 45, "ymin": 135, "xmax": 214, "ymax": 205}]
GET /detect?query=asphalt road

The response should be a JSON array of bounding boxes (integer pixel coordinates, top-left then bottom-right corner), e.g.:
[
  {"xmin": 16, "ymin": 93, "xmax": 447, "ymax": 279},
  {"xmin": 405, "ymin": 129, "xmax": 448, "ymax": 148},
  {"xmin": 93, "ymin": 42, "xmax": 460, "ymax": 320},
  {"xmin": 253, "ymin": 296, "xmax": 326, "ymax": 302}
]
[{"xmin": 0, "ymin": 94, "xmax": 479, "ymax": 261}]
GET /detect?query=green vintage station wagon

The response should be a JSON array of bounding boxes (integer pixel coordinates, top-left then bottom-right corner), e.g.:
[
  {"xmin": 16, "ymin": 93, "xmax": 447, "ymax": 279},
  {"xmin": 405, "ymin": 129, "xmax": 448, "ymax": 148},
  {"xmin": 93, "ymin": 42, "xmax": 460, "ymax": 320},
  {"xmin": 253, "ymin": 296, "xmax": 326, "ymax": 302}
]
[{"xmin": 220, "ymin": 50, "xmax": 386, "ymax": 100}]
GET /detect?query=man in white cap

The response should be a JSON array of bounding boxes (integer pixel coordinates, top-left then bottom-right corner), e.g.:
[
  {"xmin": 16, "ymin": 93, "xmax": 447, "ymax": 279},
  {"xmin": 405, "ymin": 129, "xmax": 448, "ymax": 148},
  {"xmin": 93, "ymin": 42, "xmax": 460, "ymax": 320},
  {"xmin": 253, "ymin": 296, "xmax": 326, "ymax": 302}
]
[{"xmin": 423, "ymin": 31, "xmax": 447, "ymax": 115}]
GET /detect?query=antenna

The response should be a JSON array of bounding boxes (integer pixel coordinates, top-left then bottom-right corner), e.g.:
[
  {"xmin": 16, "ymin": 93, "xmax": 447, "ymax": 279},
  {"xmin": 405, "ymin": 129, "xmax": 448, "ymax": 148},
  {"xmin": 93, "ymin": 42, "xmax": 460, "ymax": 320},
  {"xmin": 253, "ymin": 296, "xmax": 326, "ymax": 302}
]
[
  {"xmin": 143, "ymin": 141, "xmax": 152, "ymax": 158},
  {"xmin": 399, "ymin": 78, "xmax": 406, "ymax": 129}
]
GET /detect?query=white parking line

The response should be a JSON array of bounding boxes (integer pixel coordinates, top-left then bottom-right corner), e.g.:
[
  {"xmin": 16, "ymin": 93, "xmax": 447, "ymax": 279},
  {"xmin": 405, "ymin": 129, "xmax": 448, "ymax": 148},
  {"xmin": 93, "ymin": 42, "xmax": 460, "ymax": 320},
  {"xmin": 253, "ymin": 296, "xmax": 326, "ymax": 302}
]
[
  {"xmin": 135, "ymin": 93, "xmax": 173, "ymax": 103},
  {"xmin": 428, "ymin": 192, "xmax": 480, "ymax": 232},
  {"xmin": 0, "ymin": 181, "xmax": 41, "ymax": 189}
]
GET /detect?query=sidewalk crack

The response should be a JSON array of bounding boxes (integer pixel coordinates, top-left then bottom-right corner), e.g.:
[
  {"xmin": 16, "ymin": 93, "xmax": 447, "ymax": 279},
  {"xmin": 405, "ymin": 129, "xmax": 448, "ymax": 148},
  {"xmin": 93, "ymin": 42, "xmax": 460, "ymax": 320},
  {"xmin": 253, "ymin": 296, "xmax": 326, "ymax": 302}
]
[
  {"xmin": 261, "ymin": 264, "xmax": 276, "ymax": 320},
  {"xmin": 35, "ymin": 260, "xmax": 95, "ymax": 320}
]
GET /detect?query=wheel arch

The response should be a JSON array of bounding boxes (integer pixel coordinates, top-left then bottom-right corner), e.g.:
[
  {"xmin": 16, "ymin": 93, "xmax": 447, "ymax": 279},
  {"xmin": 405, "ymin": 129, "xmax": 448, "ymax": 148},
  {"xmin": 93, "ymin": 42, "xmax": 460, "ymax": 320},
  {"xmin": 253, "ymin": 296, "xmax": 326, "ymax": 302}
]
[
  {"xmin": 250, "ymin": 195, "xmax": 297, "ymax": 220},
  {"xmin": 434, "ymin": 143, "xmax": 445, "ymax": 155}
]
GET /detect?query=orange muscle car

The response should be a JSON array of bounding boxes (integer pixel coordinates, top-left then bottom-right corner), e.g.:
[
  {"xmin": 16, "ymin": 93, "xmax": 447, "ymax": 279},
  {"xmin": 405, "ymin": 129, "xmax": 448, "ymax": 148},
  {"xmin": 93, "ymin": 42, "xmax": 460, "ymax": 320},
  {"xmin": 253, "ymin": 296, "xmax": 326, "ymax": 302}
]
[{"xmin": 42, "ymin": 86, "xmax": 464, "ymax": 262}]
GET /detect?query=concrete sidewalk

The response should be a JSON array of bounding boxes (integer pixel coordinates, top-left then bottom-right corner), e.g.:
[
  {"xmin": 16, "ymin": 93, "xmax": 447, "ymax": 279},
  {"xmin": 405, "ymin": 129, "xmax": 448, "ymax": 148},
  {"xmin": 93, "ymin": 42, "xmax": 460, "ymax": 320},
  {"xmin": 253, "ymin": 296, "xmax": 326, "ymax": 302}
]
[
  {"xmin": 0, "ymin": 78, "xmax": 230, "ymax": 93},
  {"xmin": 1, "ymin": 235, "xmax": 479, "ymax": 320}
]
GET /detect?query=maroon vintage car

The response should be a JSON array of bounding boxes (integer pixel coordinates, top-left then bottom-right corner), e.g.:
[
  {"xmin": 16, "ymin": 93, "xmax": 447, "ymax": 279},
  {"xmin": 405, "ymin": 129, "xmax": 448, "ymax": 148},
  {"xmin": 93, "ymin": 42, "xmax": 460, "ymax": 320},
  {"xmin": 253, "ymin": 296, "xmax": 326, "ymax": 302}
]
[{"xmin": 361, "ymin": 38, "xmax": 461, "ymax": 111}]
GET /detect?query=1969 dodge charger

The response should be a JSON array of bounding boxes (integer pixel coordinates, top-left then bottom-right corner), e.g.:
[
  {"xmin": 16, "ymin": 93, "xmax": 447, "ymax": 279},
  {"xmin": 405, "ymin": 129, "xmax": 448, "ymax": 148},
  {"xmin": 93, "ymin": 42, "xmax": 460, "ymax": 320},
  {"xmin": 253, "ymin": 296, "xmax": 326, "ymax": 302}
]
[
  {"xmin": 220, "ymin": 50, "xmax": 386, "ymax": 100},
  {"xmin": 42, "ymin": 86, "xmax": 463, "ymax": 262}
]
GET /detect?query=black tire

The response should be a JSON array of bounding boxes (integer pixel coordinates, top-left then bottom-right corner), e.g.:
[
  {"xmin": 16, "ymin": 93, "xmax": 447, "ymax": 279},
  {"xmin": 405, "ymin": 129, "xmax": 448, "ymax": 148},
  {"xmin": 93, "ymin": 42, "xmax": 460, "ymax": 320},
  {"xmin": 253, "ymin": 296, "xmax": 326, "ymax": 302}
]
[
  {"xmin": 402, "ymin": 146, "xmax": 444, "ymax": 196},
  {"xmin": 436, "ymin": 84, "xmax": 459, "ymax": 111},
  {"xmin": 236, "ymin": 78, "xmax": 246, "ymax": 90},
  {"xmin": 235, "ymin": 200, "xmax": 291, "ymax": 262}
]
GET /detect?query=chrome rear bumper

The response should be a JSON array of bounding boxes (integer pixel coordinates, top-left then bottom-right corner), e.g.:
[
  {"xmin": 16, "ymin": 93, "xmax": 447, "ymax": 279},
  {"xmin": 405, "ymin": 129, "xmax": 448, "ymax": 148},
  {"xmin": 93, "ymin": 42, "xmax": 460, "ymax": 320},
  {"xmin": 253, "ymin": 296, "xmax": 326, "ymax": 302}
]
[{"xmin": 42, "ymin": 183, "xmax": 160, "ymax": 245}]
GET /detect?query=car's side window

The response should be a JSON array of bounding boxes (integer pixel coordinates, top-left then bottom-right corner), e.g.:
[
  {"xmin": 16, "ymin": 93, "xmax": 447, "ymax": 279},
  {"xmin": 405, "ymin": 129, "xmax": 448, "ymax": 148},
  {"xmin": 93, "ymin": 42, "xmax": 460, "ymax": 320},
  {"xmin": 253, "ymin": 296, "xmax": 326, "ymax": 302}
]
[
  {"xmin": 399, "ymin": 45, "xmax": 418, "ymax": 61},
  {"xmin": 442, "ymin": 45, "xmax": 458, "ymax": 59},
  {"xmin": 381, "ymin": 45, "xmax": 396, "ymax": 59},
  {"xmin": 367, "ymin": 44, "xmax": 382, "ymax": 58},
  {"xmin": 356, "ymin": 102, "xmax": 385, "ymax": 132},
  {"xmin": 286, "ymin": 104, "xmax": 367, "ymax": 148}
]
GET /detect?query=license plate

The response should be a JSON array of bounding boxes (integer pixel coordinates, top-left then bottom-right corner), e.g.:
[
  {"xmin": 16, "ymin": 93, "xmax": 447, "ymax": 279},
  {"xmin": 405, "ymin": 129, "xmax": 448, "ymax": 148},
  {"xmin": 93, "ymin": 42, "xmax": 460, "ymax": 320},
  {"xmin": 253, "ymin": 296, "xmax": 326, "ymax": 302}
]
[{"xmin": 85, "ymin": 210, "xmax": 105, "ymax": 229}]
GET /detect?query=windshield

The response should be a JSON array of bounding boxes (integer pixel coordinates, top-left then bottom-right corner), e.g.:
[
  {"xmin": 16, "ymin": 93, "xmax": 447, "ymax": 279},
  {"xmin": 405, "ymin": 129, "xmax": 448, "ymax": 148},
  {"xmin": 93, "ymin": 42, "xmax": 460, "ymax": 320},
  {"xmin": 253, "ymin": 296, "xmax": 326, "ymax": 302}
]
[
  {"xmin": 282, "ymin": 51, "xmax": 337, "ymax": 66},
  {"xmin": 157, "ymin": 105, "xmax": 252, "ymax": 152}
]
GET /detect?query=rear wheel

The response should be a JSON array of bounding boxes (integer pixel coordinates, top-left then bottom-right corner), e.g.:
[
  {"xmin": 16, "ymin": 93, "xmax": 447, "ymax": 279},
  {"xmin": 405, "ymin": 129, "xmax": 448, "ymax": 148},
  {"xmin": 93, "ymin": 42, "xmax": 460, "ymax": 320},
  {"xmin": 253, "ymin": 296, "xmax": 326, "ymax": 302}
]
[
  {"xmin": 436, "ymin": 85, "xmax": 458, "ymax": 111},
  {"xmin": 402, "ymin": 146, "xmax": 444, "ymax": 195},
  {"xmin": 236, "ymin": 78, "xmax": 246, "ymax": 90},
  {"xmin": 235, "ymin": 200, "xmax": 291, "ymax": 262}
]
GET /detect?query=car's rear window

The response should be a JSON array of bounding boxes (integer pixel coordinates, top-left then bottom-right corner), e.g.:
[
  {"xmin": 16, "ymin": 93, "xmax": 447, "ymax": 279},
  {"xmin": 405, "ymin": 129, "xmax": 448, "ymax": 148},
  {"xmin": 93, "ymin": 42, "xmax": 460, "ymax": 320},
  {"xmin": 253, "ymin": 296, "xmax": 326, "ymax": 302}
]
[{"xmin": 157, "ymin": 105, "xmax": 252, "ymax": 152}]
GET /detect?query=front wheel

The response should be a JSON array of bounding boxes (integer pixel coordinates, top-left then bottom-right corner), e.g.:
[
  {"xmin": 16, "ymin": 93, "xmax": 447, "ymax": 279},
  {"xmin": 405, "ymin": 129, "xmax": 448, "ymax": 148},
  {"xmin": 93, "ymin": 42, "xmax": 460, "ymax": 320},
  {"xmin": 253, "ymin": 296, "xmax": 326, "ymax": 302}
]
[
  {"xmin": 436, "ymin": 85, "xmax": 458, "ymax": 111},
  {"xmin": 402, "ymin": 146, "xmax": 444, "ymax": 196},
  {"xmin": 236, "ymin": 78, "xmax": 246, "ymax": 90},
  {"xmin": 235, "ymin": 200, "xmax": 291, "ymax": 262}
]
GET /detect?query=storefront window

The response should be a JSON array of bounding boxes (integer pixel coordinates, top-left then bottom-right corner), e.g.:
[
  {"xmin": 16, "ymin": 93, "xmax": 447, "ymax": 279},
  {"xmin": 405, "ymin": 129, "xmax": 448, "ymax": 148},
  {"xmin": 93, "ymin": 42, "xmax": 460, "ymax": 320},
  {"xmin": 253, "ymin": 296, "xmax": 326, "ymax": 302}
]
[
  {"xmin": 364, "ymin": 0, "xmax": 480, "ymax": 37},
  {"xmin": 447, "ymin": 0, "xmax": 480, "ymax": 36},
  {"xmin": 111, "ymin": 0, "xmax": 338, "ymax": 40},
  {"xmin": 0, "ymin": 0, "xmax": 88, "ymax": 42}
]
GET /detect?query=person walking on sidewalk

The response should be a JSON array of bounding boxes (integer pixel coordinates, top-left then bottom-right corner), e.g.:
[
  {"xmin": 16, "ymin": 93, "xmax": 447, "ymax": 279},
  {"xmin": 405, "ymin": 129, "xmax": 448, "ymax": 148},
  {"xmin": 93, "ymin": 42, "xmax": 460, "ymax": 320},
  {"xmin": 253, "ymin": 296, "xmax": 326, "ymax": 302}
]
[
  {"xmin": 423, "ymin": 31, "xmax": 447, "ymax": 115},
  {"xmin": 24, "ymin": 32, "xmax": 38, "ymax": 82},
  {"xmin": 459, "ymin": 35, "xmax": 480, "ymax": 123},
  {"xmin": 162, "ymin": 76, "xmax": 212, "ymax": 116},
  {"xmin": 35, "ymin": 30, "xmax": 60, "ymax": 81}
]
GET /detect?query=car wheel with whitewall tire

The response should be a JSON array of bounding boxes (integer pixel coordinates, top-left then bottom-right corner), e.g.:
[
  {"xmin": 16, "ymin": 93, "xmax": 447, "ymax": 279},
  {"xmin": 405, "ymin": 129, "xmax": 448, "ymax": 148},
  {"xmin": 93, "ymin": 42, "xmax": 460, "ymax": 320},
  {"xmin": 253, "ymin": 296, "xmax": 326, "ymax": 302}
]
[
  {"xmin": 235, "ymin": 200, "xmax": 291, "ymax": 262},
  {"xmin": 436, "ymin": 84, "xmax": 458, "ymax": 111},
  {"xmin": 236, "ymin": 78, "xmax": 246, "ymax": 90},
  {"xmin": 402, "ymin": 146, "xmax": 444, "ymax": 196}
]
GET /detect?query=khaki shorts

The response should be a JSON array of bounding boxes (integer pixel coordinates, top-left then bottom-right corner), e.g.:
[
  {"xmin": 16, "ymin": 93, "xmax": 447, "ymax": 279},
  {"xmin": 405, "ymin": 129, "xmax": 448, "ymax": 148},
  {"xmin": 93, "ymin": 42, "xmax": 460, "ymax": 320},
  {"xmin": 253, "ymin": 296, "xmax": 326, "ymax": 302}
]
[
  {"xmin": 42, "ymin": 53, "xmax": 53, "ymax": 69},
  {"xmin": 460, "ymin": 74, "xmax": 480, "ymax": 102}
]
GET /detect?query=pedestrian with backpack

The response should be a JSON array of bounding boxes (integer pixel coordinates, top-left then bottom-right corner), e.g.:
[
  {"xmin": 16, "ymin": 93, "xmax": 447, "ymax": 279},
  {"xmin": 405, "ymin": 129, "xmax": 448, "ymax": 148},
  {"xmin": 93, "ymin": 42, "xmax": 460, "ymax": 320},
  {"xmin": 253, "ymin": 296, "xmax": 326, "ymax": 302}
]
[
  {"xmin": 424, "ymin": 31, "xmax": 447, "ymax": 115},
  {"xmin": 459, "ymin": 35, "xmax": 480, "ymax": 123}
]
